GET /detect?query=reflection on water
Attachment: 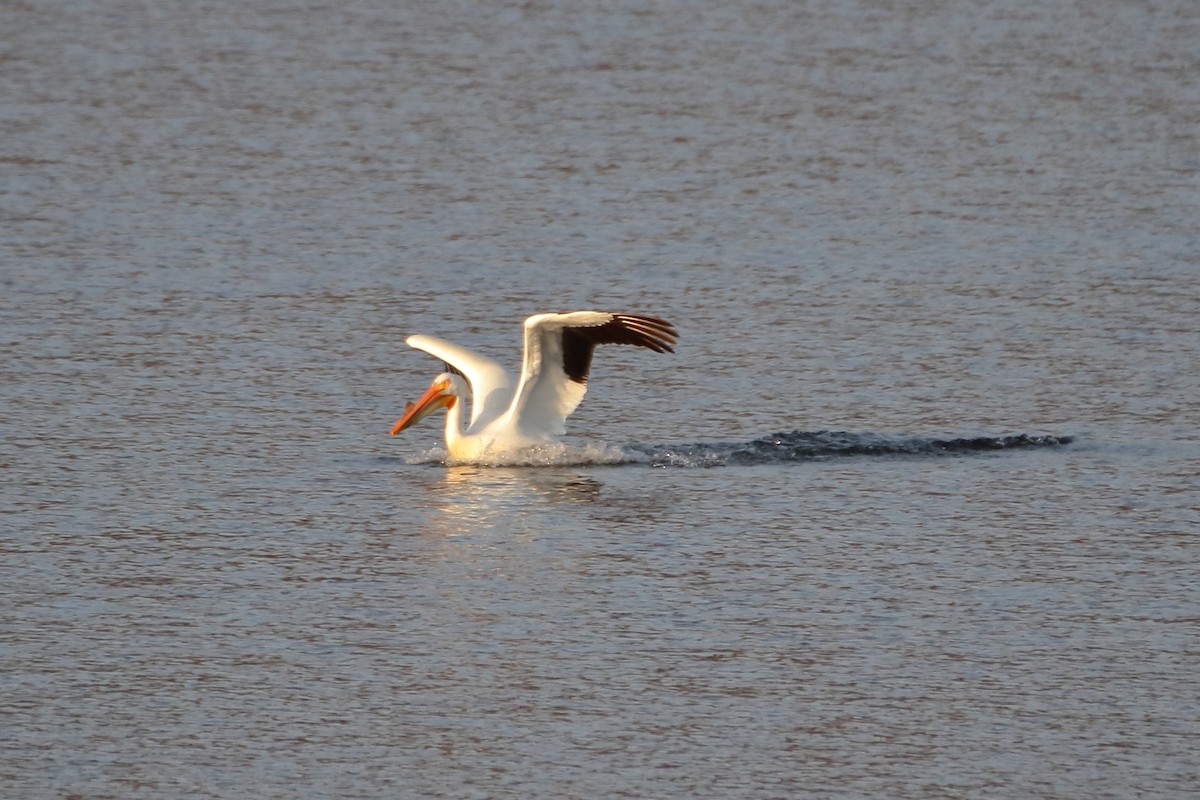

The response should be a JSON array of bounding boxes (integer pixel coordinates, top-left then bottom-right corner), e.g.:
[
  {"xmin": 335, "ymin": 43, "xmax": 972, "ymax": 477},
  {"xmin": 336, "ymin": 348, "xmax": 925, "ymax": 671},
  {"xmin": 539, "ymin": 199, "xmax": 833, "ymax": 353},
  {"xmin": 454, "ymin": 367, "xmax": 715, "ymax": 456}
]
[{"xmin": 415, "ymin": 465, "xmax": 605, "ymax": 538}]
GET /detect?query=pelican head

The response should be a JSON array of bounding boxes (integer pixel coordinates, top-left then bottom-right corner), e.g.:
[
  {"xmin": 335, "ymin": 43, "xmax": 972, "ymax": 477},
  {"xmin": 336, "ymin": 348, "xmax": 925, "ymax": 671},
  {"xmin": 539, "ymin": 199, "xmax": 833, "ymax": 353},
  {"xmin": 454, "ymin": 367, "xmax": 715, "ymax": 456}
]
[{"xmin": 390, "ymin": 373, "xmax": 459, "ymax": 435}]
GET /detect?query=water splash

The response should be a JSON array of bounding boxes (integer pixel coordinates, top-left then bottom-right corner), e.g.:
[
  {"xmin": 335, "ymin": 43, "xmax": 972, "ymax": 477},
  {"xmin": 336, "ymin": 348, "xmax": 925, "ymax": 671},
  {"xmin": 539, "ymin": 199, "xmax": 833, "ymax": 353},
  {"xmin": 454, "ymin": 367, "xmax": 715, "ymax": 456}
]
[
  {"xmin": 405, "ymin": 442, "xmax": 630, "ymax": 467},
  {"xmin": 405, "ymin": 431, "xmax": 1073, "ymax": 468}
]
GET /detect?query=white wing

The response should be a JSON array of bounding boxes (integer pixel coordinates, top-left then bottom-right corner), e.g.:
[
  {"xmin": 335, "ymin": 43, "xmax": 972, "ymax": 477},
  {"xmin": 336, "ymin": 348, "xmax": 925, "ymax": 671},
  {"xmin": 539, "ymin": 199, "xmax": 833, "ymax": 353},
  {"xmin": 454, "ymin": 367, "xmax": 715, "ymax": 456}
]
[
  {"xmin": 502, "ymin": 313, "xmax": 596, "ymax": 437},
  {"xmin": 405, "ymin": 334, "xmax": 515, "ymax": 427},
  {"xmin": 502, "ymin": 312, "xmax": 678, "ymax": 439}
]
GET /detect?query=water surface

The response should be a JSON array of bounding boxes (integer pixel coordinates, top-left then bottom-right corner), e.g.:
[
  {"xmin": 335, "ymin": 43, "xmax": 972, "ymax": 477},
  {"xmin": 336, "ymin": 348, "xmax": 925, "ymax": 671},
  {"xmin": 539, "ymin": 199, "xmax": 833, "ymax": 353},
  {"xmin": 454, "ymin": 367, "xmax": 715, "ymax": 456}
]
[{"xmin": 3, "ymin": 1, "xmax": 1198, "ymax": 798}]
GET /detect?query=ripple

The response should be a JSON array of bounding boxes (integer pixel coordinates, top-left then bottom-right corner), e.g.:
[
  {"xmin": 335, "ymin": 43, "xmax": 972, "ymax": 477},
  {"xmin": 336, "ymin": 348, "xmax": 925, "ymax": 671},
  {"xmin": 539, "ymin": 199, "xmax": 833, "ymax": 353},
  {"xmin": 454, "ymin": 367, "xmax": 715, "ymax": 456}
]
[{"xmin": 628, "ymin": 431, "xmax": 1075, "ymax": 467}]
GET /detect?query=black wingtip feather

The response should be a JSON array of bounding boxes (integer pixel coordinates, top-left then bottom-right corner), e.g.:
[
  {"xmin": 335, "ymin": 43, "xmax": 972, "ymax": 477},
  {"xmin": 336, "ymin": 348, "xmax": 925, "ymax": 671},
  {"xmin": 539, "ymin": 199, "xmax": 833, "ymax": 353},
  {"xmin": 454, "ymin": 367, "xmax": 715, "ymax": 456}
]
[{"xmin": 560, "ymin": 313, "xmax": 678, "ymax": 383}]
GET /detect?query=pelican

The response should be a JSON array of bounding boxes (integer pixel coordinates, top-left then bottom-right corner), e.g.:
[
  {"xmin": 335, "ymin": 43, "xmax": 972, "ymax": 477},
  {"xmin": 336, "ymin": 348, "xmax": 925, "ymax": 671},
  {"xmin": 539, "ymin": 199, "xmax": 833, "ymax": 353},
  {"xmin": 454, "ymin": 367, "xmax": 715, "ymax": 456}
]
[{"xmin": 389, "ymin": 311, "xmax": 678, "ymax": 462}]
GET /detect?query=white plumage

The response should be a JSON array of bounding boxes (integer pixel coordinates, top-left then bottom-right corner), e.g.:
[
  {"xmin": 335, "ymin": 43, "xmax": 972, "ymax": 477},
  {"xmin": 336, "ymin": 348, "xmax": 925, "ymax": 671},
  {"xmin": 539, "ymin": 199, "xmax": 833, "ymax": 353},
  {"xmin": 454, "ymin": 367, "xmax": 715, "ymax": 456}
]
[{"xmin": 390, "ymin": 311, "xmax": 678, "ymax": 462}]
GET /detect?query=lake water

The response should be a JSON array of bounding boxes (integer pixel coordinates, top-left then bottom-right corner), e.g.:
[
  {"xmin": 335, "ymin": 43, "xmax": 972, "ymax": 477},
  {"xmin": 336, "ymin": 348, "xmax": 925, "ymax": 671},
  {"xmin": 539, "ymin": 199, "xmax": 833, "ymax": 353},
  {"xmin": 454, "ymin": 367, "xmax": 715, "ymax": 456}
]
[{"xmin": 3, "ymin": 0, "xmax": 1198, "ymax": 797}]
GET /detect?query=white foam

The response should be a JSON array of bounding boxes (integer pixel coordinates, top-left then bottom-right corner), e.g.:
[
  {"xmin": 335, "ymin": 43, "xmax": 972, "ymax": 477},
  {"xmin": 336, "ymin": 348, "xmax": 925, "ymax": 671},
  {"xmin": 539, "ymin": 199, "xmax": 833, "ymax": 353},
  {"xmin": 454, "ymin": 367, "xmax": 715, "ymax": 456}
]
[{"xmin": 405, "ymin": 442, "xmax": 634, "ymax": 468}]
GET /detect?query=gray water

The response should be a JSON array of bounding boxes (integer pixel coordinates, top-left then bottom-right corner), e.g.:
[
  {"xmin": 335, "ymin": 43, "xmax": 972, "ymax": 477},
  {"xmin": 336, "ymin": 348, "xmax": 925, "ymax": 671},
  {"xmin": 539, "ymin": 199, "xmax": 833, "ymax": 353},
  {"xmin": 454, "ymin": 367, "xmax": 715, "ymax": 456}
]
[{"xmin": 3, "ymin": 0, "xmax": 1198, "ymax": 797}]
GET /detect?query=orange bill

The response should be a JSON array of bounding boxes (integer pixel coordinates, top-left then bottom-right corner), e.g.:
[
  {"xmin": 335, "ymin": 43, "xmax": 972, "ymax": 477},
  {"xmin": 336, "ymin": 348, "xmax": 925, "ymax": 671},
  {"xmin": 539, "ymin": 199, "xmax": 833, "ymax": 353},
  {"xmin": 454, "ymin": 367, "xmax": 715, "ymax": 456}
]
[{"xmin": 389, "ymin": 379, "xmax": 454, "ymax": 435}]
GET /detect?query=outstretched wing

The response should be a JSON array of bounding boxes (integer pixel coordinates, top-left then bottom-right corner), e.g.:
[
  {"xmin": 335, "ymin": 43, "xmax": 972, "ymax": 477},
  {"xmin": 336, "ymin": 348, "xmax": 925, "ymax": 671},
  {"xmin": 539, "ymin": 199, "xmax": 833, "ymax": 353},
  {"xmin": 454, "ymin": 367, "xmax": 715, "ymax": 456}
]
[
  {"xmin": 502, "ymin": 312, "xmax": 678, "ymax": 438},
  {"xmin": 405, "ymin": 334, "xmax": 515, "ymax": 427}
]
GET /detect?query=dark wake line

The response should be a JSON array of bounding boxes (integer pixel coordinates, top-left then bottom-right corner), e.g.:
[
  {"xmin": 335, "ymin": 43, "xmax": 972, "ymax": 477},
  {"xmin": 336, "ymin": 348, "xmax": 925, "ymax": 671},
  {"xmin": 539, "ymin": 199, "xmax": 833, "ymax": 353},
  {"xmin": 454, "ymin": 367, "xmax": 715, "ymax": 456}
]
[
  {"xmin": 625, "ymin": 431, "xmax": 1075, "ymax": 467},
  {"xmin": 394, "ymin": 431, "xmax": 1074, "ymax": 468}
]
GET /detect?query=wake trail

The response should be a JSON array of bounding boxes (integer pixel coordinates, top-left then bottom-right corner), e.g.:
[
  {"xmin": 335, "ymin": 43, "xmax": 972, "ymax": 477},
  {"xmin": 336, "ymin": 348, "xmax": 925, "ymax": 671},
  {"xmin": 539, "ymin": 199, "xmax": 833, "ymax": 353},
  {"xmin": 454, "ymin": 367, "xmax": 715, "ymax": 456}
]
[{"xmin": 404, "ymin": 431, "xmax": 1074, "ymax": 468}]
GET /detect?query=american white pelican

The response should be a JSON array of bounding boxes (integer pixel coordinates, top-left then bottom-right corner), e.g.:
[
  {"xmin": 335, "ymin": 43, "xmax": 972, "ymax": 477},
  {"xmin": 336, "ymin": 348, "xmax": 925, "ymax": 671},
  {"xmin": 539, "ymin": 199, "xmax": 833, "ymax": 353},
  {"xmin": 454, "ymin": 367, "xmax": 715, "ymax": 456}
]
[{"xmin": 389, "ymin": 311, "xmax": 678, "ymax": 462}]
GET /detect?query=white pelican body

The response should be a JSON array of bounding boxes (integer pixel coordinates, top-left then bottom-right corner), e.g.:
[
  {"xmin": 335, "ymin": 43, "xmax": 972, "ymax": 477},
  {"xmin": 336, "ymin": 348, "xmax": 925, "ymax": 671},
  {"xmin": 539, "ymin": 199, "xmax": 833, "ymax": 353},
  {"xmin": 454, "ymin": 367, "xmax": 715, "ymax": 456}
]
[{"xmin": 390, "ymin": 311, "xmax": 678, "ymax": 462}]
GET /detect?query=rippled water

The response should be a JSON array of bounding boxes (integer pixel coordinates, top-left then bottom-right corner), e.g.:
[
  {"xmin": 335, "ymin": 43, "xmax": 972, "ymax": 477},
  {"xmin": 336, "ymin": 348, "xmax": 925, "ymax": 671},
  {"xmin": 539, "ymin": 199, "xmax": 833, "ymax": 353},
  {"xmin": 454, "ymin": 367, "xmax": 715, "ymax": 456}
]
[{"xmin": 3, "ymin": 0, "xmax": 1198, "ymax": 798}]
